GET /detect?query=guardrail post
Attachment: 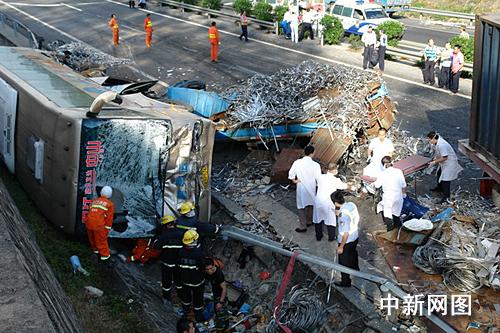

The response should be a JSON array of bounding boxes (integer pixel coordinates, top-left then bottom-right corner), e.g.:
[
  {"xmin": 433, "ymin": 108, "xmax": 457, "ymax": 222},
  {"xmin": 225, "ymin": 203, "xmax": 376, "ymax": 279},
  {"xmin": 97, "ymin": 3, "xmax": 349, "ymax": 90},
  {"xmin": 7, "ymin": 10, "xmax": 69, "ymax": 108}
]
[
  {"xmin": 321, "ymin": 34, "xmax": 324, "ymax": 47},
  {"xmin": 275, "ymin": 22, "xmax": 278, "ymax": 36}
]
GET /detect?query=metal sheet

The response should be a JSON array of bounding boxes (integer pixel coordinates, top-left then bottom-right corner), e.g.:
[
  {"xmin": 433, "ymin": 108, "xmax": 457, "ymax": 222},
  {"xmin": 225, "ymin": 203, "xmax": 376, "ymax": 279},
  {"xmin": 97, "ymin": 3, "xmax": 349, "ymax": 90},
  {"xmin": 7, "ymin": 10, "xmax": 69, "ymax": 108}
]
[
  {"xmin": 270, "ymin": 148, "xmax": 303, "ymax": 183},
  {"xmin": 309, "ymin": 128, "xmax": 352, "ymax": 167}
]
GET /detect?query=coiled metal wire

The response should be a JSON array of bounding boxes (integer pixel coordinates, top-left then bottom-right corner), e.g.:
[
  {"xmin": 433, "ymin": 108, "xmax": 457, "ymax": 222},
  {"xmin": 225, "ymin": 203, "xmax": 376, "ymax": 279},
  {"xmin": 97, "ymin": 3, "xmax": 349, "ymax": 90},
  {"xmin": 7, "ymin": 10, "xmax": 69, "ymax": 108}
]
[{"xmin": 266, "ymin": 285, "xmax": 329, "ymax": 333}]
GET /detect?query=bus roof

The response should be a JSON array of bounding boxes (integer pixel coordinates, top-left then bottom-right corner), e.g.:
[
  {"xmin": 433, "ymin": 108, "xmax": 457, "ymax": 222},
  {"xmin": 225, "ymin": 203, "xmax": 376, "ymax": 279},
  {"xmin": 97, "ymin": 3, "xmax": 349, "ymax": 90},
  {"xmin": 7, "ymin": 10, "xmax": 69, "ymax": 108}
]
[{"xmin": 0, "ymin": 47, "xmax": 107, "ymax": 108}]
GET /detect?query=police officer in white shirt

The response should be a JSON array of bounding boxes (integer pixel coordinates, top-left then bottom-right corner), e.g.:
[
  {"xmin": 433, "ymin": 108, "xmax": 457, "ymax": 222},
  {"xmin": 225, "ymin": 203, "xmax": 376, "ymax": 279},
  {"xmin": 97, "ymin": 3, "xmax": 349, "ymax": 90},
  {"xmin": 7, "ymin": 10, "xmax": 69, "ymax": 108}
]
[
  {"xmin": 361, "ymin": 26, "xmax": 377, "ymax": 70},
  {"xmin": 313, "ymin": 163, "xmax": 349, "ymax": 241},
  {"xmin": 363, "ymin": 128, "xmax": 394, "ymax": 179},
  {"xmin": 427, "ymin": 132, "xmax": 463, "ymax": 203},
  {"xmin": 289, "ymin": 145, "xmax": 321, "ymax": 233},
  {"xmin": 331, "ymin": 191, "xmax": 359, "ymax": 287},
  {"xmin": 373, "ymin": 156, "xmax": 407, "ymax": 231},
  {"xmin": 378, "ymin": 29, "xmax": 388, "ymax": 72}
]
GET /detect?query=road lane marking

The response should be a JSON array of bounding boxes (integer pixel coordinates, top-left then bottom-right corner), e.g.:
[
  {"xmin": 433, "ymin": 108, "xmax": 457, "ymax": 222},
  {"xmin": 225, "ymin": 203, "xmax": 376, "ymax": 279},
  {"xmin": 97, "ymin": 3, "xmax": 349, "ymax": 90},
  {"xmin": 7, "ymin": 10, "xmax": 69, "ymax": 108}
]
[
  {"xmin": 9, "ymin": 2, "xmax": 82, "ymax": 11},
  {"xmin": 63, "ymin": 3, "xmax": 83, "ymax": 12},
  {"xmin": 105, "ymin": 0, "xmax": 471, "ymax": 100}
]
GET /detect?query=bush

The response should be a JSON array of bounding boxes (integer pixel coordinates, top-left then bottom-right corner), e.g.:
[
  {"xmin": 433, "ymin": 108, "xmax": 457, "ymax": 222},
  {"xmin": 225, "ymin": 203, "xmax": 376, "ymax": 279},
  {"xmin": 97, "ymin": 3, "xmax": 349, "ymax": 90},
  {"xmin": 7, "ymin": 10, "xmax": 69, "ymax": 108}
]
[
  {"xmin": 233, "ymin": 0, "xmax": 252, "ymax": 16},
  {"xmin": 449, "ymin": 35, "xmax": 474, "ymax": 63},
  {"xmin": 201, "ymin": 0, "xmax": 222, "ymax": 10},
  {"xmin": 320, "ymin": 15, "xmax": 344, "ymax": 45},
  {"xmin": 348, "ymin": 34, "xmax": 363, "ymax": 49},
  {"xmin": 274, "ymin": 5, "xmax": 288, "ymax": 23},
  {"xmin": 181, "ymin": 0, "xmax": 198, "ymax": 5},
  {"xmin": 253, "ymin": 1, "xmax": 273, "ymax": 22},
  {"xmin": 375, "ymin": 21, "xmax": 405, "ymax": 47}
]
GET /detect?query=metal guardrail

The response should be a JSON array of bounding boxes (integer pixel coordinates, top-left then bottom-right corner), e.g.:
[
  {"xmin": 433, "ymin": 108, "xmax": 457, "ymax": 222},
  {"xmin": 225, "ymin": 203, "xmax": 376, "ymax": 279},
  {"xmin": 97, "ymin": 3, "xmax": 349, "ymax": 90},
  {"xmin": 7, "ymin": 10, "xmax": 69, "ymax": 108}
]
[
  {"xmin": 0, "ymin": 12, "xmax": 40, "ymax": 48},
  {"xmin": 387, "ymin": 46, "xmax": 473, "ymax": 71},
  {"xmin": 157, "ymin": 0, "xmax": 275, "ymax": 28},
  {"xmin": 408, "ymin": 7, "xmax": 475, "ymax": 21},
  {"xmin": 222, "ymin": 226, "xmax": 458, "ymax": 333}
]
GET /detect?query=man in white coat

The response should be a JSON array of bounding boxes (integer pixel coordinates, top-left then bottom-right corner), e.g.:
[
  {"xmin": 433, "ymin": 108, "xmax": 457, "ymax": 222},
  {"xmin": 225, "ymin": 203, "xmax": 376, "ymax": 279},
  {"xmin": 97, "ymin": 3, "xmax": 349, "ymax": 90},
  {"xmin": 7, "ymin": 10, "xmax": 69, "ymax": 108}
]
[
  {"xmin": 427, "ymin": 132, "xmax": 463, "ymax": 202},
  {"xmin": 363, "ymin": 128, "xmax": 394, "ymax": 178},
  {"xmin": 374, "ymin": 156, "xmax": 406, "ymax": 231},
  {"xmin": 289, "ymin": 145, "xmax": 321, "ymax": 233},
  {"xmin": 313, "ymin": 163, "xmax": 349, "ymax": 241}
]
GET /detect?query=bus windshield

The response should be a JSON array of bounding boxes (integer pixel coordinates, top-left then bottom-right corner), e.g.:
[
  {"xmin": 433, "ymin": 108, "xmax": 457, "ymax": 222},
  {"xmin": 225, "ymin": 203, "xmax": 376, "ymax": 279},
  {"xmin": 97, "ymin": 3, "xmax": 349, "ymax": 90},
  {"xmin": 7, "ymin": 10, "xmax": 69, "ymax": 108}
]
[{"xmin": 365, "ymin": 9, "xmax": 387, "ymax": 19}]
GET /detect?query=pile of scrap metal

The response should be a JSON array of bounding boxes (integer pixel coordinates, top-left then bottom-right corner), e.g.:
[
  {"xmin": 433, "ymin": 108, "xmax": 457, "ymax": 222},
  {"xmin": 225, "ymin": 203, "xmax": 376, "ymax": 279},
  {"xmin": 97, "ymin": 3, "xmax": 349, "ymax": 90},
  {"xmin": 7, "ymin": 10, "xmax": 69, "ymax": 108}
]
[
  {"xmin": 49, "ymin": 41, "xmax": 130, "ymax": 74},
  {"xmin": 412, "ymin": 191, "xmax": 500, "ymax": 292}
]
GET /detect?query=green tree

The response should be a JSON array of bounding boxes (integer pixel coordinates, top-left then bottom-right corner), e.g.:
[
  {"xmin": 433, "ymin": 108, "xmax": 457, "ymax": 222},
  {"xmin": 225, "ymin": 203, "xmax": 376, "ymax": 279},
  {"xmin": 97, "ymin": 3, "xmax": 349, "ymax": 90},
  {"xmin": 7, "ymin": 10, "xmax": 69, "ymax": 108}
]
[
  {"xmin": 253, "ymin": 1, "xmax": 273, "ymax": 22},
  {"xmin": 375, "ymin": 21, "xmax": 405, "ymax": 47},
  {"xmin": 449, "ymin": 35, "xmax": 474, "ymax": 63},
  {"xmin": 274, "ymin": 5, "xmax": 288, "ymax": 23},
  {"xmin": 320, "ymin": 15, "xmax": 344, "ymax": 45},
  {"xmin": 201, "ymin": 0, "xmax": 222, "ymax": 10},
  {"xmin": 233, "ymin": 0, "xmax": 252, "ymax": 16}
]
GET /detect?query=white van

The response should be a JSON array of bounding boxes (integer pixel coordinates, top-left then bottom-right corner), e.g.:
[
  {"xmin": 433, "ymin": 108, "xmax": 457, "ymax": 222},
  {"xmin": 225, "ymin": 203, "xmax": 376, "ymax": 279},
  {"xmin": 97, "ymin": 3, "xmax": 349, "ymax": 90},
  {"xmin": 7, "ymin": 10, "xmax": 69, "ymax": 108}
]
[{"xmin": 329, "ymin": 0, "xmax": 393, "ymax": 35}]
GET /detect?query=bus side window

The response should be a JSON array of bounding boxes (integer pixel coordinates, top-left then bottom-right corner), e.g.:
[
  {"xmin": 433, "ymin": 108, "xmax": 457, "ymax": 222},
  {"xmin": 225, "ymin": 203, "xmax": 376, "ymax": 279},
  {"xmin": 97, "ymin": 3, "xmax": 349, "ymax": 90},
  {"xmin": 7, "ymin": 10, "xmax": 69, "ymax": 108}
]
[
  {"xmin": 332, "ymin": 5, "xmax": 344, "ymax": 15},
  {"xmin": 342, "ymin": 6, "xmax": 353, "ymax": 17}
]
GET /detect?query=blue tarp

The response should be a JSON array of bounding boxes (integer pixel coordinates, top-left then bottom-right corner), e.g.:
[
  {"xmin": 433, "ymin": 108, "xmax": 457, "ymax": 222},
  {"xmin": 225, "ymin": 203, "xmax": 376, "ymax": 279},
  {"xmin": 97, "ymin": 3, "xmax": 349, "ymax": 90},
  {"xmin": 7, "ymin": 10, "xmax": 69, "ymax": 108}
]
[{"xmin": 167, "ymin": 87, "xmax": 229, "ymax": 118}]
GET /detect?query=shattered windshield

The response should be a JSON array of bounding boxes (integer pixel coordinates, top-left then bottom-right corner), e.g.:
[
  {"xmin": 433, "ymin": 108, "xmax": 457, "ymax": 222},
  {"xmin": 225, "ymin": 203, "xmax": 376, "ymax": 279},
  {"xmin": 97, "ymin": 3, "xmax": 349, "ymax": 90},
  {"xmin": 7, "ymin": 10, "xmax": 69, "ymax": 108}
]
[{"xmin": 77, "ymin": 118, "xmax": 171, "ymax": 238}]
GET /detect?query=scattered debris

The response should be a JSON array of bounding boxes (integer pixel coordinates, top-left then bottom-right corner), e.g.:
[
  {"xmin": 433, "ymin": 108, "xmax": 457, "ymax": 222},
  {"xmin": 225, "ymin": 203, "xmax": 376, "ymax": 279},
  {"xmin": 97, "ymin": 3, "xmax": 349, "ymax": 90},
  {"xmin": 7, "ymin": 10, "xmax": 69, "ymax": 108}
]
[{"xmin": 84, "ymin": 286, "xmax": 104, "ymax": 298}]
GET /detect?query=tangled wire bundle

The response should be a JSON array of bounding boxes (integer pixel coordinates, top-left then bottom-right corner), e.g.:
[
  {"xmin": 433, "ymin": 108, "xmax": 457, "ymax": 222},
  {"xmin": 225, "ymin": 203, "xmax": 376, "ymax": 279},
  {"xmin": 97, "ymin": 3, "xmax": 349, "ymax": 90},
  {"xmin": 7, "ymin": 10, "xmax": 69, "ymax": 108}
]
[{"xmin": 266, "ymin": 285, "xmax": 329, "ymax": 333}]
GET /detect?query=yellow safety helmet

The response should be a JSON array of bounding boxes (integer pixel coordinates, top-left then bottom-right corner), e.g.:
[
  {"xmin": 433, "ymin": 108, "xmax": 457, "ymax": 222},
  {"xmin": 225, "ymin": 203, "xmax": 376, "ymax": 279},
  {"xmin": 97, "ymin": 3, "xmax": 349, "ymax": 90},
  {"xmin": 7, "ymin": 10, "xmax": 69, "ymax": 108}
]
[
  {"xmin": 179, "ymin": 201, "xmax": 195, "ymax": 215},
  {"xmin": 161, "ymin": 215, "xmax": 175, "ymax": 225},
  {"xmin": 182, "ymin": 229, "xmax": 199, "ymax": 245}
]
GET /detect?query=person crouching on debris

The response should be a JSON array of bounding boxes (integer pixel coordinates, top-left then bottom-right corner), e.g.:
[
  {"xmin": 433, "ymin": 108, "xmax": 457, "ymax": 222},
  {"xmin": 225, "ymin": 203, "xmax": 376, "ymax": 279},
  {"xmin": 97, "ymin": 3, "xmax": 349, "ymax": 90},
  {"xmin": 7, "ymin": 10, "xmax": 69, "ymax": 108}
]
[
  {"xmin": 153, "ymin": 215, "xmax": 185, "ymax": 311},
  {"xmin": 313, "ymin": 163, "xmax": 349, "ymax": 242},
  {"xmin": 203, "ymin": 257, "xmax": 227, "ymax": 312},
  {"xmin": 288, "ymin": 145, "xmax": 321, "ymax": 233},
  {"xmin": 331, "ymin": 191, "xmax": 359, "ymax": 287},
  {"xmin": 427, "ymin": 132, "xmax": 463, "ymax": 203},
  {"xmin": 178, "ymin": 230, "xmax": 206, "ymax": 321},
  {"xmin": 108, "ymin": 14, "xmax": 119, "ymax": 46},
  {"xmin": 86, "ymin": 186, "xmax": 115, "ymax": 265},
  {"xmin": 176, "ymin": 318, "xmax": 196, "ymax": 333},
  {"xmin": 373, "ymin": 156, "xmax": 406, "ymax": 231}
]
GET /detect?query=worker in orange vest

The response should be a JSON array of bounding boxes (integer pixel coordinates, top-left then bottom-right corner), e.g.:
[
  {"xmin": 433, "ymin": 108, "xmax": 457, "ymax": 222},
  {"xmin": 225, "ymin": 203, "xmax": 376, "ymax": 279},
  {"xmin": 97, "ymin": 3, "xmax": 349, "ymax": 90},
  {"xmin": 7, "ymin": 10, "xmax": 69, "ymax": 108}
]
[
  {"xmin": 144, "ymin": 13, "xmax": 153, "ymax": 47},
  {"xmin": 86, "ymin": 186, "xmax": 115, "ymax": 263},
  {"xmin": 108, "ymin": 14, "xmax": 119, "ymax": 46},
  {"xmin": 208, "ymin": 21, "xmax": 220, "ymax": 62},
  {"xmin": 127, "ymin": 238, "xmax": 161, "ymax": 263}
]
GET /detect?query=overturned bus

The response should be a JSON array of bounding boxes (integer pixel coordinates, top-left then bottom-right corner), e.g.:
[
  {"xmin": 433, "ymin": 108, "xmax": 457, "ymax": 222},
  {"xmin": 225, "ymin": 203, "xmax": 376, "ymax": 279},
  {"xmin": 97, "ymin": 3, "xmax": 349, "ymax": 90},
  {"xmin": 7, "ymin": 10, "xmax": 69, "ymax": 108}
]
[{"xmin": 0, "ymin": 47, "xmax": 215, "ymax": 237}]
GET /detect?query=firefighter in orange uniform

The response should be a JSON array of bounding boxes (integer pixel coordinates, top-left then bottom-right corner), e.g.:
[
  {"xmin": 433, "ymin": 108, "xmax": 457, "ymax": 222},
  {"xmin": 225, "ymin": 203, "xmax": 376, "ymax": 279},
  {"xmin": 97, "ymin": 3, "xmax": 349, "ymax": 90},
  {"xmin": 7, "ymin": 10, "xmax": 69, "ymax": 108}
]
[
  {"xmin": 128, "ymin": 238, "xmax": 161, "ymax": 263},
  {"xmin": 144, "ymin": 13, "xmax": 153, "ymax": 47},
  {"xmin": 108, "ymin": 14, "xmax": 120, "ymax": 46},
  {"xmin": 86, "ymin": 186, "xmax": 115, "ymax": 263},
  {"xmin": 208, "ymin": 21, "xmax": 220, "ymax": 62}
]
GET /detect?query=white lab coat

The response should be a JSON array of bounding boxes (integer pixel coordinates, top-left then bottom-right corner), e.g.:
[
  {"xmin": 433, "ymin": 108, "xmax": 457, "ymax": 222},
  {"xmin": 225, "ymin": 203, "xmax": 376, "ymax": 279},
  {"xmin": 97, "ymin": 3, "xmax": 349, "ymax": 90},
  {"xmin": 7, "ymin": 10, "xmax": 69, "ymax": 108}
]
[
  {"xmin": 288, "ymin": 156, "xmax": 321, "ymax": 209},
  {"xmin": 290, "ymin": 14, "xmax": 299, "ymax": 43},
  {"xmin": 363, "ymin": 138, "xmax": 394, "ymax": 178},
  {"xmin": 374, "ymin": 166, "xmax": 406, "ymax": 218},
  {"xmin": 313, "ymin": 173, "xmax": 348, "ymax": 226},
  {"xmin": 434, "ymin": 137, "xmax": 463, "ymax": 182}
]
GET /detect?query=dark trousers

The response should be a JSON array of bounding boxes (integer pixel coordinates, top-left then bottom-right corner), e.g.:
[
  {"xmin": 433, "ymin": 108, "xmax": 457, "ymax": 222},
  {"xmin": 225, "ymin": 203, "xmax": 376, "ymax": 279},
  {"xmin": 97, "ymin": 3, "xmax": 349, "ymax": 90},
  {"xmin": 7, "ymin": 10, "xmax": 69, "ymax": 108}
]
[
  {"xmin": 301, "ymin": 23, "xmax": 314, "ymax": 40},
  {"xmin": 450, "ymin": 70, "xmax": 461, "ymax": 93},
  {"xmin": 161, "ymin": 264, "xmax": 182, "ymax": 300},
  {"xmin": 239, "ymin": 25, "xmax": 248, "ymax": 41},
  {"xmin": 423, "ymin": 60, "xmax": 436, "ymax": 84},
  {"xmin": 382, "ymin": 214, "xmax": 401, "ymax": 232},
  {"xmin": 314, "ymin": 222, "xmax": 335, "ymax": 241},
  {"xmin": 338, "ymin": 239, "xmax": 359, "ymax": 286},
  {"xmin": 378, "ymin": 46, "xmax": 386, "ymax": 71},
  {"xmin": 297, "ymin": 205, "xmax": 313, "ymax": 229},
  {"xmin": 138, "ymin": 2, "xmax": 146, "ymax": 8},
  {"xmin": 128, "ymin": 0, "xmax": 135, "ymax": 8},
  {"xmin": 436, "ymin": 169, "xmax": 451, "ymax": 199},
  {"xmin": 363, "ymin": 45, "xmax": 374, "ymax": 70},
  {"xmin": 280, "ymin": 21, "xmax": 291, "ymax": 37},
  {"xmin": 438, "ymin": 66, "xmax": 451, "ymax": 88},
  {"xmin": 180, "ymin": 282, "xmax": 205, "ymax": 320}
]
